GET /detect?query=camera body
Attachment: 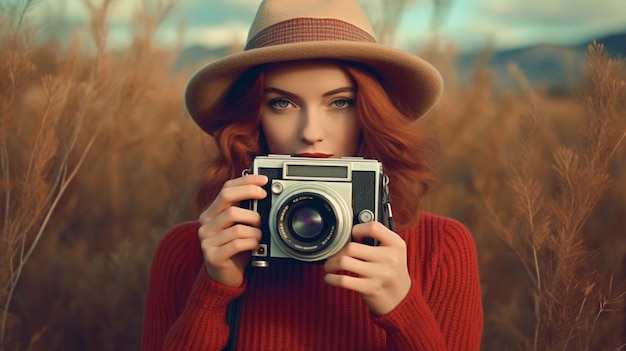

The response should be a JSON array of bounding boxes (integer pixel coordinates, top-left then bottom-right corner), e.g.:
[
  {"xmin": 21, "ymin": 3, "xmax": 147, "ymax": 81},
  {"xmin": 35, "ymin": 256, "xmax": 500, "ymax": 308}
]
[{"xmin": 246, "ymin": 155, "xmax": 392, "ymax": 267}]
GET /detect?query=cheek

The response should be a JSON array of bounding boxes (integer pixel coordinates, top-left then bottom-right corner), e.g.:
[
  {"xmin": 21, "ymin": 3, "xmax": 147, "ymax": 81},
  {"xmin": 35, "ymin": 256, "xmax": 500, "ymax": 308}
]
[
  {"xmin": 261, "ymin": 118, "xmax": 294, "ymax": 152},
  {"xmin": 341, "ymin": 118, "xmax": 362, "ymax": 149}
]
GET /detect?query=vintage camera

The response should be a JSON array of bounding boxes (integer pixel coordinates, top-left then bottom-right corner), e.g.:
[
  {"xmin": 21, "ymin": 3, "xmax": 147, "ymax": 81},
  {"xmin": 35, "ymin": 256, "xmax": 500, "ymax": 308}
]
[{"xmin": 245, "ymin": 155, "xmax": 393, "ymax": 267}]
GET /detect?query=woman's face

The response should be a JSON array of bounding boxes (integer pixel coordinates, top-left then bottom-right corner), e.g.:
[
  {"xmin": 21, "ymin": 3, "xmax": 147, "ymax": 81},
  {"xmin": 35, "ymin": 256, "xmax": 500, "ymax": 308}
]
[{"xmin": 261, "ymin": 60, "xmax": 361, "ymax": 158}]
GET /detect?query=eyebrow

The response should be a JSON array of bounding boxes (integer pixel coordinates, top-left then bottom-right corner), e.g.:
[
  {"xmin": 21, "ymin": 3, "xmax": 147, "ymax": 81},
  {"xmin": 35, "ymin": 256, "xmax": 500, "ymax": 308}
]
[{"xmin": 264, "ymin": 87, "xmax": 355, "ymax": 98}]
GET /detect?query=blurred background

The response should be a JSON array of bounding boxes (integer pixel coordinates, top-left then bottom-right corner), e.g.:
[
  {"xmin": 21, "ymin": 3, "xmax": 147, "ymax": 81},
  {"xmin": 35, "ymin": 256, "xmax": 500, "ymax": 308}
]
[
  {"xmin": 26, "ymin": 0, "xmax": 626, "ymax": 88},
  {"xmin": 1, "ymin": 0, "xmax": 625, "ymax": 350}
]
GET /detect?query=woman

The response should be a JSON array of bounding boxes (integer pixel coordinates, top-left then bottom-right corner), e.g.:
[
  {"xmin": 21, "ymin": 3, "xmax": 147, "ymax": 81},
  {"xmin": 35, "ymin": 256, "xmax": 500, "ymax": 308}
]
[{"xmin": 142, "ymin": 1, "xmax": 483, "ymax": 350}]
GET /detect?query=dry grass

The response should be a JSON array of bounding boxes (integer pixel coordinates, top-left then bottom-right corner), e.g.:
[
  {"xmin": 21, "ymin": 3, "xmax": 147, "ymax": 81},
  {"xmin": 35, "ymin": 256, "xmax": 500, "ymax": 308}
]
[
  {"xmin": 1, "ymin": 2, "xmax": 625, "ymax": 350},
  {"xmin": 1, "ymin": 1, "xmax": 210, "ymax": 349},
  {"xmin": 420, "ymin": 40, "xmax": 626, "ymax": 350}
]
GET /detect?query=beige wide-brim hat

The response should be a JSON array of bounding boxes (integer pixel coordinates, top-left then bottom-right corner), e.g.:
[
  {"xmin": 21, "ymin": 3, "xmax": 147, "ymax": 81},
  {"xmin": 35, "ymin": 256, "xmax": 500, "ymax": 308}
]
[{"xmin": 185, "ymin": 0, "xmax": 443, "ymax": 136}]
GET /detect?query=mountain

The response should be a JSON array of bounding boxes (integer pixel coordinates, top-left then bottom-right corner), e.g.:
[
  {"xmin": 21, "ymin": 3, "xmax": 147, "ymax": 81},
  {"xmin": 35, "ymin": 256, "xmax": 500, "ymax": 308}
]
[
  {"xmin": 586, "ymin": 32, "xmax": 626, "ymax": 57},
  {"xmin": 457, "ymin": 32, "xmax": 626, "ymax": 92}
]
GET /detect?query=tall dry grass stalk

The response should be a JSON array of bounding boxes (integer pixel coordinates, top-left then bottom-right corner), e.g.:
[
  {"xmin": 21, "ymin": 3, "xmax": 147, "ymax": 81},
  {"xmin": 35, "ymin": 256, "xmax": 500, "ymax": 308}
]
[
  {"xmin": 0, "ymin": 0, "xmax": 202, "ymax": 349},
  {"xmin": 0, "ymin": 1, "xmax": 103, "ymax": 348},
  {"xmin": 497, "ymin": 42, "xmax": 625, "ymax": 351}
]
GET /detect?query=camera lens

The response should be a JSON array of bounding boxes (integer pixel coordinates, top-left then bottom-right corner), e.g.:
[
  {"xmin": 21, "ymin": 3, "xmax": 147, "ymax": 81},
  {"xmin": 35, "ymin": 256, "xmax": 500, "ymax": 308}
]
[
  {"xmin": 291, "ymin": 207, "xmax": 324, "ymax": 239},
  {"xmin": 280, "ymin": 195, "xmax": 335, "ymax": 247},
  {"xmin": 269, "ymin": 183, "xmax": 352, "ymax": 262}
]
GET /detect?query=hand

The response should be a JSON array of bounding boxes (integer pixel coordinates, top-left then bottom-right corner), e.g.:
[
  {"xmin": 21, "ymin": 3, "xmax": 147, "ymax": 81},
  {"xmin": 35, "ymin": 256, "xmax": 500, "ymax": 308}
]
[
  {"xmin": 323, "ymin": 221, "xmax": 411, "ymax": 316},
  {"xmin": 198, "ymin": 174, "xmax": 268, "ymax": 287}
]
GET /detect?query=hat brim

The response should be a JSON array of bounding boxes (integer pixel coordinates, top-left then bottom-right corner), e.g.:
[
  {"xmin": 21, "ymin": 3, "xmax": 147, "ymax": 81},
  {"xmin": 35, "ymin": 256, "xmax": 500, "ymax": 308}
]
[{"xmin": 185, "ymin": 41, "xmax": 443, "ymax": 135}]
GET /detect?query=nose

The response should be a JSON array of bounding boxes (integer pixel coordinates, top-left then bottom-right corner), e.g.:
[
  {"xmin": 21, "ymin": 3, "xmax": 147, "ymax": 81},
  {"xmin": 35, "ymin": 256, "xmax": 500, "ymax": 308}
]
[{"xmin": 299, "ymin": 108, "xmax": 324, "ymax": 144}]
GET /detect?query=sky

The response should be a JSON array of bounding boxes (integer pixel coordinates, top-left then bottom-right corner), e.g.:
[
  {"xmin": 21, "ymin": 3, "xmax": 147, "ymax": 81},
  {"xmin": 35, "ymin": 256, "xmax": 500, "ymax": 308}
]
[{"xmin": 26, "ymin": 0, "xmax": 626, "ymax": 54}]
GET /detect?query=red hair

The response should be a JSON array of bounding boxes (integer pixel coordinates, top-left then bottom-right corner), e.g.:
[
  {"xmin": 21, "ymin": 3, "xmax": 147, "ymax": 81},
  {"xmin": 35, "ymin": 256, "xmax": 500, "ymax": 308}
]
[
  {"xmin": 195, "ymin": 61, "xmax": 435, "ymax": 230},
  {"xmin": 343, "ymin": 63, "xmax": 435, "ymax": 229},
  {"xmin": 195, "ymin": 66, "xmax": 267, "ymax": 209}
]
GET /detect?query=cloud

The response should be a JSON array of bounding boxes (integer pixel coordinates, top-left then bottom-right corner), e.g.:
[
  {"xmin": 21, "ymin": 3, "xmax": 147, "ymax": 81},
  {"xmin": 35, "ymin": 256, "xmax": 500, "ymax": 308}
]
[
  {"xmin": 439, "ymin": 0, "xmax": 626, "ymax": 51},
  {"xmin": 480, "ymin": 0, "xmax": 626, "ymax": 25}
]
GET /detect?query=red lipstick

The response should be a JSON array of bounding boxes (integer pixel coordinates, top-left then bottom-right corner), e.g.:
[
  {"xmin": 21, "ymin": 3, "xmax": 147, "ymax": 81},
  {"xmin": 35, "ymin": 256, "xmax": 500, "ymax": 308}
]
[{"xmin": 295, "ymin": 153, "xmax": 333, "ymax": 158}]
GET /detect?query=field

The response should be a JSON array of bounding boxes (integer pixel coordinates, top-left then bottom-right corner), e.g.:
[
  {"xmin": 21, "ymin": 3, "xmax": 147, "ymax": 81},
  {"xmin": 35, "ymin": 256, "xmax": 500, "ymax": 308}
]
[{"xmin": 1, "ymin": 2, "xmax": 625, "ymax": 350}]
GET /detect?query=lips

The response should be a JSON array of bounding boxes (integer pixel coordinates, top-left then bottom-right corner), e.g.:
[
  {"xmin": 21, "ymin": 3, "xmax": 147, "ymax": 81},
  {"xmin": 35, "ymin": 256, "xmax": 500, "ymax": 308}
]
[{"xmin": 295, "ymin": 153, "xmax": 333, "ymax": 158}]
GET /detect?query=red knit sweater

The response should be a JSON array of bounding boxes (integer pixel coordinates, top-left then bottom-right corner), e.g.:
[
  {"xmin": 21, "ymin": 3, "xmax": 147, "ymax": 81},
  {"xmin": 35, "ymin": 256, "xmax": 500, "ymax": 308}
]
[{"xmin": 141, "ymin": 211, "xmax": 483, "ymax": 350}]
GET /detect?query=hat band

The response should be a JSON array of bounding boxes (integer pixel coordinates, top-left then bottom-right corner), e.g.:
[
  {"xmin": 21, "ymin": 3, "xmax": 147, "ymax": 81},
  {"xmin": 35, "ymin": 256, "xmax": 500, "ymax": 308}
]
[{"xmin": 245, "ymin": 17, "xmax": 376, "ymax": 50}]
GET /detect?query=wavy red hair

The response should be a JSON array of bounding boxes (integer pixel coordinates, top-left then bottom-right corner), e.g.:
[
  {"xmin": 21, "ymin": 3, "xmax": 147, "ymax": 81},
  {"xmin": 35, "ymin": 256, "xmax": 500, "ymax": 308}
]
[{"xmin": 195, "ymin": 61, "xmax": 435, "ymax": 230}]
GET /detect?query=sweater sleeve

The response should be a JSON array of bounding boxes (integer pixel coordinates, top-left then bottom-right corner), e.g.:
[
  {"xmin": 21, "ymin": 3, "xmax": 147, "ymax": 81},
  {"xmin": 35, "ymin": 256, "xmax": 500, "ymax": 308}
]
[
  {"xmin": 141, "ymin": 223, "xmax": 246, "ymax": 351},
  {"xmin": 372, "ymin": 215, "xmax": 483, "ymax": 350}
]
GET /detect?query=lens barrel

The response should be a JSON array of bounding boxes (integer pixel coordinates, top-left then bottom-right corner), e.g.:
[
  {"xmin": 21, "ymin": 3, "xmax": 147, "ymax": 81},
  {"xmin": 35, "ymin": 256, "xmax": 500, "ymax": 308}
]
[{"xmin": 269, "ymin": 183, "xmax": 352, "ymax": 262}]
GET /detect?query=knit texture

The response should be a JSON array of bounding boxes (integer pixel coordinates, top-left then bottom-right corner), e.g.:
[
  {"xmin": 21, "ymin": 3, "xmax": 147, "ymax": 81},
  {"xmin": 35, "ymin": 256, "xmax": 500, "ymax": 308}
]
[{"xmin": 141, "ymin": 211, "xmax": 483, "ymax": 350}]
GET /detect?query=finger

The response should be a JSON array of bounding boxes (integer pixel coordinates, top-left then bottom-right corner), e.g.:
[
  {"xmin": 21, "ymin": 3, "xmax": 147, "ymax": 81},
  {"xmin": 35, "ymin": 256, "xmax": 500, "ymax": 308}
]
[
  {"xmin": 327, "ymin": 240, "xmax": 406, "ymax": 272},
  {"xmin": 323, "ymin": 272, "xmax": 370, "ymax": 294},
  {"xmin": 199, "ymin": 222, "xmax": 262, "ymax": 246},
  {"xmin": 324, "ymin": 252, "xmax": 376, "ymax": 277},
  {"xmin": 351, "ymin": 221, "xmax": 403, "ymax": 247},
  {"xmin": 222, "ymin": 174, "xmax": 268, "ymax": 189},
  {"xmin": 201, "ymin": 225, "xmax": 262, "ymax": 262},
  {"xmin": 222, "ymin": 236, "xmax": 261, "ymax": 258},
  {"xmin": 201, "ymin": 206, "xmax": 262, "ymax": 233},
  {"xmin": 200, "ymin": 176, "xmax": 268, "ymax": 220},
  {"xmin": 328, "ymin": 241, "xmax": 376, "ymax": 264},
  {"xmin": 200, "ymin": 186, "xmax": 264, "ymax": 221},
  {"xmin": 203, "ymin": 236, "xmax": 260, "ymax": 266},
  {"xmin": 212, "ymin": 182, "xmax": 267, "ymax": 212}
]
